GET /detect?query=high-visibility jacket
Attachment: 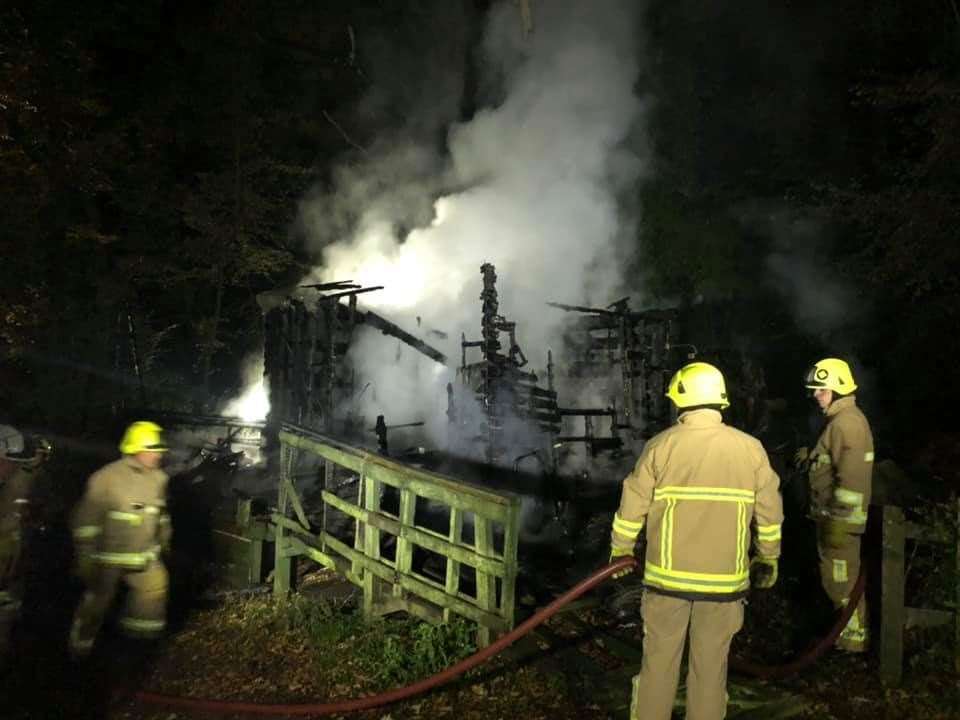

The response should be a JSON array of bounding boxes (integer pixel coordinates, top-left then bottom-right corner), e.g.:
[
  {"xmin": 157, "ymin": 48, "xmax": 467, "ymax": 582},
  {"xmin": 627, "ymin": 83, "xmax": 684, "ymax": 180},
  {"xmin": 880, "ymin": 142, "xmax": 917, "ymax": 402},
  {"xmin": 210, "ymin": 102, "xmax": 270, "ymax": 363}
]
[
  {"xmin": 72, "ymin": 456, "xmax": 170, "ymax": 570},
  {"xmin": 808, "ymin": 396, "xmax": 874, "ymax": 534},
  {"xmin": 611, "ymin": 409, "xmax": 783, "ymax": 600}
]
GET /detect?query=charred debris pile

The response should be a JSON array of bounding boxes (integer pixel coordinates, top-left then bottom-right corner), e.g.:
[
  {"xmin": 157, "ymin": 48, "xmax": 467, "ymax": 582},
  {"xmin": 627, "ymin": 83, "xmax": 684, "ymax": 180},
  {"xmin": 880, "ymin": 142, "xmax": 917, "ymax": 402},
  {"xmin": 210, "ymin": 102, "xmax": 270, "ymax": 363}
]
[{"xmin": 257, "ymin": 264, "xmax": 683, "ymax": 496}]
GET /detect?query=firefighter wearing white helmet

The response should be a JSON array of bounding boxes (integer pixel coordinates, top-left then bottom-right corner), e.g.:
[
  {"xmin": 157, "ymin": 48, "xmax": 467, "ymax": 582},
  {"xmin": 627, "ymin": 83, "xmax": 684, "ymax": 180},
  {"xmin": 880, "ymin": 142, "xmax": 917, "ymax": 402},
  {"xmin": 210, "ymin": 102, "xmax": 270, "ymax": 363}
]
[
  {"xmin": 804, "ymin": 357, "xmax": 874, "ymax": 652},
  {"xmin": 609, "ymin": 362, "xmax": 783, "ymax": 720},
  {"xmin": 69, "ymin": 421, "xmax": 172, "ymax": 658}
]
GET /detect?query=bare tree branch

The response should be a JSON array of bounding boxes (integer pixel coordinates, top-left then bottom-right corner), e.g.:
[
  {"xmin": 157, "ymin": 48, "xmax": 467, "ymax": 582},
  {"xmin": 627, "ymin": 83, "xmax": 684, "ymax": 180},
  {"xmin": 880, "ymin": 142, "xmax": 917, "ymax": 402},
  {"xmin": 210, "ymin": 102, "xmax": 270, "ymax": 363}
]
[{"xmin": 322, "ymin": 109, "xmax": 368, "ymax": 154}]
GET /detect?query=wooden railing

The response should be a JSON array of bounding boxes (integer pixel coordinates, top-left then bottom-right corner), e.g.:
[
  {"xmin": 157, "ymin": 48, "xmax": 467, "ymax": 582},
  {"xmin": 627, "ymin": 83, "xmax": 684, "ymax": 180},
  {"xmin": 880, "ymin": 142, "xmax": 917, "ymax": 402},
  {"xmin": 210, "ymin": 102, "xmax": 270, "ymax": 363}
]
[
  {"xmin": 272, "ymin": 423, "xmax": 522, "ymax": 646},
  {"xmin": 880, "ymin": 497, "xmax": 960, "ymax": 685}
]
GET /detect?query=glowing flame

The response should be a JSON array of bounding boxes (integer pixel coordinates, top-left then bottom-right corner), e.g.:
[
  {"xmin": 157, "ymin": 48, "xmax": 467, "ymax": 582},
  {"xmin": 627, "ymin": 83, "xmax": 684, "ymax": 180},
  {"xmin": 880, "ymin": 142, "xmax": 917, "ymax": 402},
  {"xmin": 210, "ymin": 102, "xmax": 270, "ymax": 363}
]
[{"xmin": 223, "ymin": 379, "xmax": 269, "ymax": 422}]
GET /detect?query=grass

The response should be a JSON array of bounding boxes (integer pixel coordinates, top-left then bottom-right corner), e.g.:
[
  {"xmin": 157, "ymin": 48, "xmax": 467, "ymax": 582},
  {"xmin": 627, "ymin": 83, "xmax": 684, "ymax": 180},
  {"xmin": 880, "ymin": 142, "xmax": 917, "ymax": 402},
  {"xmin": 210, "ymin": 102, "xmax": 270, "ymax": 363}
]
[{"xmin": 226, "ymin": 593, "xmax": 478, "ymax": 689}]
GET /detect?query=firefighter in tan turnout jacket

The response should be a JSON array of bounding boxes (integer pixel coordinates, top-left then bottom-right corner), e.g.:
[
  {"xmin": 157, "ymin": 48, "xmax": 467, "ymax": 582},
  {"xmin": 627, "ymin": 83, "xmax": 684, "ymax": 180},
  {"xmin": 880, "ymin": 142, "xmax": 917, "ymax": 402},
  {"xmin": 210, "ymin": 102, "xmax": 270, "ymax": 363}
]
[
  {"xmin": 69, "ymin": 421, "xmax": 172, "ymax": 658},
  {"xmin": 609, "ymin": 362, "xmax": 783, "ymax": 720},
  {"xmin": 803, "ymin": 357, "xmax": 873, "ymax": 652}
]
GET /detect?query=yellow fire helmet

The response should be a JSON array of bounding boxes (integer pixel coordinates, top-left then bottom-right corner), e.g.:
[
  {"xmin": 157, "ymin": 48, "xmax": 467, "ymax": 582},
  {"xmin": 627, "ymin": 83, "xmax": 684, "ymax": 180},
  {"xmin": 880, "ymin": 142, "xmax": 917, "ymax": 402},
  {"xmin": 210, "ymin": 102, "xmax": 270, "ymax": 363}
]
[
  {"xmin": 803, "ymin": 357, "xmax": 858, "ymax": 395},
  {"xmin": 665, "ymin": 361, "xmax": 730, "ymax": 410},
  {"xmin": 119, "ymin": 421, "xmax": 169, "ymax": 455}
]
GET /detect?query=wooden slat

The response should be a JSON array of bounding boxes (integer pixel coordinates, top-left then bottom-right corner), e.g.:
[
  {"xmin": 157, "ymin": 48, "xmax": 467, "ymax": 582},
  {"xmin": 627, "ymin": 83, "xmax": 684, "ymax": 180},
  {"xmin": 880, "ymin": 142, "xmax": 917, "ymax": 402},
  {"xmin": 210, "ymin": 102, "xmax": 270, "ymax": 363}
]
[
  {"xmin": 904, "ymin": 607, "xmax": 954, "ymax": 629},
  {"xmin": 322, "ymin": 533, "xmax": 509, "ymax": 631},
  {"xmin": 880, "ymin": 505, "xmax": 906, "ymax": 686},
  {"xmin": 362, "ymin": 473, "xmax": 381, "ymax": 616},
  {"xmin": 319, "ymin": 491, "xmax": 507, "ymax": 577},
  {"xmin": 279, "ymin": 428, "xmax": 515, "ymax": 521},
  {"xmin": 284, "ymin": 535, "xmax": 360, "ymax": 586},
  {"xmin": 273, "ymin": 456, "xmax": 292, "ymax": 595},
  {"xmin": 444, "ymin": 508, "xmax": 463, "ymax": 623},
  {"xmin": 500, "ymin": 501, "xmax": 520, "ymax": 627},
  {"xmin": 474, "ymin": 517, "xmax": 498, "ymax": 647},
  {"xmin": 393, "ymin": 488, "xmax": 416, "ymax": 600},
  {"xmin": 283, "ymin": 476, "xmax": 311, "ymax": 531},
  {"xmin": 270, "ymin": 514, "xmax": 311, "ymax": 536}
]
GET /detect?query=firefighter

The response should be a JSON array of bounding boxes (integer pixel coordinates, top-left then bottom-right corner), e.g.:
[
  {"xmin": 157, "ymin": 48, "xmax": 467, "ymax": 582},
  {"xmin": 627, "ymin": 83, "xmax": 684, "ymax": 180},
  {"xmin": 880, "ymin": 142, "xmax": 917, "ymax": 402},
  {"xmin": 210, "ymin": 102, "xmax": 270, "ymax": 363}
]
[
  {"xmin": 0, "ymin": 425, "xmax": 50, "ymax": 610},
  {"xmin": 69, "ymin": 421, "xmax": 172, "ymax": 658},
  {"xmin": 609, "ymin": 362, "xmax": 783, "ymax": 720},
  {"xmin": 803, "ymin": 357, "xmax": 873, "ymax": 652}
]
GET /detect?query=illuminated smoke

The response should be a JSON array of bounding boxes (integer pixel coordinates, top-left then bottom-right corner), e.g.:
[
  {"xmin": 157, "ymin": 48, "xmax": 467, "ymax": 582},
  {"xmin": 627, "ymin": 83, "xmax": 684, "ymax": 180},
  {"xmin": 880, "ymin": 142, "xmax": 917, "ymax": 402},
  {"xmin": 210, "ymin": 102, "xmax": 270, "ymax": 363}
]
[
  {"xmin": 222, "ymin": 354, "xmax": 270, "ymax": 423},
  {"xmin": 300, "ymin": 0, "xmax": 647, "ymax": 449}
]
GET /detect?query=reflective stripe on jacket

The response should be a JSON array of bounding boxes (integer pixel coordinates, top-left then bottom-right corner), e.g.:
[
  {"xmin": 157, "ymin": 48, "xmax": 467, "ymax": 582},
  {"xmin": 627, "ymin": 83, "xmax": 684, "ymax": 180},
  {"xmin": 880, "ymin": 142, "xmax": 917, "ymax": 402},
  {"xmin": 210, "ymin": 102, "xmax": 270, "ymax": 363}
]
[
  {"xmin": 808, "ymin": 395, "xmax": 874, "ymax": 533},
  {"xmin": 612, "ymin": 409, "xmax": 783, "ymax": 601},
  {"xmin": 72, "ymin": 457, "xmax": 168, "ymax": 563}
]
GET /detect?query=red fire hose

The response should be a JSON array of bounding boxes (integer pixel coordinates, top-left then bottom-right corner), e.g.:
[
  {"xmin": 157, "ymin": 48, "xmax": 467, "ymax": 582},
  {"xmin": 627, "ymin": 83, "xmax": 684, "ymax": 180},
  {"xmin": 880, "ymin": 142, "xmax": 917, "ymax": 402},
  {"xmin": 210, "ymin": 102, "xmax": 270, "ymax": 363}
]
[
  {"xmin": 731, "ymin": 569, "xmax": 867, "ymax": 679},
  {"xmin": 133, "ymin": 557, "xmax": 638, "ymax": 716},
  {"xmin": 132, "ymin": 560, "xmax": 866, "ymax": 715}
]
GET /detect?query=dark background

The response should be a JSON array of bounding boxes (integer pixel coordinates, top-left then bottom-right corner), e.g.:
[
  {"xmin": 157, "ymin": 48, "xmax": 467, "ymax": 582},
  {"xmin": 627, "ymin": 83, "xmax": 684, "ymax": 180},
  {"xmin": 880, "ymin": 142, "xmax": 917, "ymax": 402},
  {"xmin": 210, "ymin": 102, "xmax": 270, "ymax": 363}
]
[{"xmin": 2, "ymin": 0, "xmax": 958, "ymax": 479}]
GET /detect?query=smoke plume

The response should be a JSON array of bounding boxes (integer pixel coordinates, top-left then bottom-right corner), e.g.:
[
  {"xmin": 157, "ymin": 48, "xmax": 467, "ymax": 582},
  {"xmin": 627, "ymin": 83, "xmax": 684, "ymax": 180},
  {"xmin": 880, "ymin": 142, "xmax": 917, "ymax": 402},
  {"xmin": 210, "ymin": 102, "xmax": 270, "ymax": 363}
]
[{"xmin": 300, "ymin": 1, "xmax": 648, "ymax": 452}]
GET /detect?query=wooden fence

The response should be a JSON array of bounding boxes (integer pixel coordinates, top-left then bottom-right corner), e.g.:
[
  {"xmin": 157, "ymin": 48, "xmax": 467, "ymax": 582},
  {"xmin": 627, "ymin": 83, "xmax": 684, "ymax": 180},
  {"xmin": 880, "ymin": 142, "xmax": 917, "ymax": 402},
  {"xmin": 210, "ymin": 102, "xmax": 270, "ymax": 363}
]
[
  {"xmin": 272, "ymin": 423, "xmax": 522, "ymax": 646},
  {"xmin": 880, "ymin": 497, "xmax": 960, "ymax": 685}
]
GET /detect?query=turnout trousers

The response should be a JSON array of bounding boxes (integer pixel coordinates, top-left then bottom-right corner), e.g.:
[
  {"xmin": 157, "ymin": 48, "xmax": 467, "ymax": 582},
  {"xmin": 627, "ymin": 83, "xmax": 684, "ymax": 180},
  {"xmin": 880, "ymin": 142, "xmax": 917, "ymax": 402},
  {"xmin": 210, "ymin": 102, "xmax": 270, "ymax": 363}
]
[
  {"xmin": 69, "ymin": 559, "xmax": 168, "ymax": 657},
  {"xmin": 817, "ymin": 524, "xmax": 867, "ymax": 651},
  {"xmin": 630, "ymin": 591, "xmax": 744, "ymax": 720}
]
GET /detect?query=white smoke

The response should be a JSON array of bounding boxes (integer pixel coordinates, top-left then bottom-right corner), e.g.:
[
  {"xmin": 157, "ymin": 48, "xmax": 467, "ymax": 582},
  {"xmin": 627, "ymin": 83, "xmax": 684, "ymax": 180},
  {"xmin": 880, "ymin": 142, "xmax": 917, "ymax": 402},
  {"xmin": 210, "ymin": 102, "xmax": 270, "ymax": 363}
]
[
  {"xmin": 756, "ymin": 207, "xmax": 864, "ymax": 338},
  {"xmin": 301, "ymin": 1, "xmax": 648, "ymax": 449}
]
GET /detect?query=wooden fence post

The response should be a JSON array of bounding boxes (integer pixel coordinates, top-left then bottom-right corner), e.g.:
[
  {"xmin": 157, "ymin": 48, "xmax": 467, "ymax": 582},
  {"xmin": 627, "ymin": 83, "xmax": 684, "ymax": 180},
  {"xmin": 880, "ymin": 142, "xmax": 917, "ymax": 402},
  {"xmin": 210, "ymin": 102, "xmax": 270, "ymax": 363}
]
[
  {"xmin": 273, "ymin": 443, "xmax": 293, "ymax": 595},
  {"xmin": 955, "ymin": 495, "xmax": 960, "ymax": 674},
  {"xmin": 880, "ymin": 505, "xmax": 905, "ymax": 686}
]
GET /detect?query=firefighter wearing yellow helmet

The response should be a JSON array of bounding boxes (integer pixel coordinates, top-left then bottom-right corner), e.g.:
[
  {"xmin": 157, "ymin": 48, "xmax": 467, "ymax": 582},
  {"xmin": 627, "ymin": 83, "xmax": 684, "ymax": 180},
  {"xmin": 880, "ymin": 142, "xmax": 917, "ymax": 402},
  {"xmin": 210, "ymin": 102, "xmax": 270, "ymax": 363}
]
[
  {"xmin": 69, "ymin": 421, "xmax": 172, "ymax": 658},
  {"xmin": 804, "ymin": 357, "xmax": 874, "ymax": 652},
  {"xmin": 609, "ymin": 362, "xmax": 783, "ymax": 720}
]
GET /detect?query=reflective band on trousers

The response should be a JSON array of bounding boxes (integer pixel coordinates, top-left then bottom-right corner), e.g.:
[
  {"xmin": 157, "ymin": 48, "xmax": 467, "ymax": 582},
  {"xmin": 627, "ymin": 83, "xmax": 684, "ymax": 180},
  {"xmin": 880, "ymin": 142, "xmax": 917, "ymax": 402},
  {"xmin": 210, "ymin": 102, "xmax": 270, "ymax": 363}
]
[
  {"xmin": 833, "ymin": 488, "xmax": 868, "ymax": 525},
  {"xmin": 832, "ymin": 559, "xmax": 848, "ymax": 583},
  {"xmin": 108, "ymin": 510, "xmax": 143, "ymax": 526},
  {"xmin": 613, "ymin": 513, "xmax": 644, "ymax": 540},
  {"xmin": 92, "ymin": 548, "xmax": 159, "ymax": 569},
  {"xmin": 644, "ymin": 562, "xmax": 750, "ymax": 594},
  {"xmin": 120, "ymin": 617, "xmax": 165, "ymax": 634}
]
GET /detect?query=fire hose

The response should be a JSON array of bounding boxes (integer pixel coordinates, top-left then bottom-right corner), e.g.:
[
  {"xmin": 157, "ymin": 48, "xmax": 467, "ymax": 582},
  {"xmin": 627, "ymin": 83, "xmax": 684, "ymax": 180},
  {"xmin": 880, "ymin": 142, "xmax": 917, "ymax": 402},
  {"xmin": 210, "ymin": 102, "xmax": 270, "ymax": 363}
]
[
  {"xmin": 731, "ymin": 567, "xmax": 867, "ymax": 679},
  {"xmin": 132, "ymin": 558, "xmax": 866, "ymax": 715}
]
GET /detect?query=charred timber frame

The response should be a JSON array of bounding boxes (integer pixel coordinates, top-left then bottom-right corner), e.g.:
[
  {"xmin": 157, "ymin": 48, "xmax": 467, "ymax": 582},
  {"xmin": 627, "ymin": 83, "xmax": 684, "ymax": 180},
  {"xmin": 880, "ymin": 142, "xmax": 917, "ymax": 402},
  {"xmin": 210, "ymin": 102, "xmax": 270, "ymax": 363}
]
[
  {"xmin": 459, "ymin": 264, "xmax": 559, "ymax": 465},
  {"xmin": 261, "ymin": 285, "xmax": 447, "ymax": 433},
  {"xmin": 548, "ymin": 299, "xmax": 678, "ymax": 434}
]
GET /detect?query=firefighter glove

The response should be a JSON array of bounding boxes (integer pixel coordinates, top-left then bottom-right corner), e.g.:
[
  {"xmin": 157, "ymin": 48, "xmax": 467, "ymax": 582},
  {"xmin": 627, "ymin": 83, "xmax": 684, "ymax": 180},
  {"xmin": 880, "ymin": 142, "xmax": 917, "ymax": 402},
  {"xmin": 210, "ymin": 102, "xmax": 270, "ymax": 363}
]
[
  {"xmin": 750, "ymin": 555, "xmax": 778, "ymax": 589},
  {"xmin": 609, "ymin": 545, "xmax": 635, "ymax": 579},
  {"xmin": 821, "ymin": 519, "xmax": 849, "ymax": 550},
  {"xmin": 793, "ymin": 446, "xmax": 809, "ymax": 469}
]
